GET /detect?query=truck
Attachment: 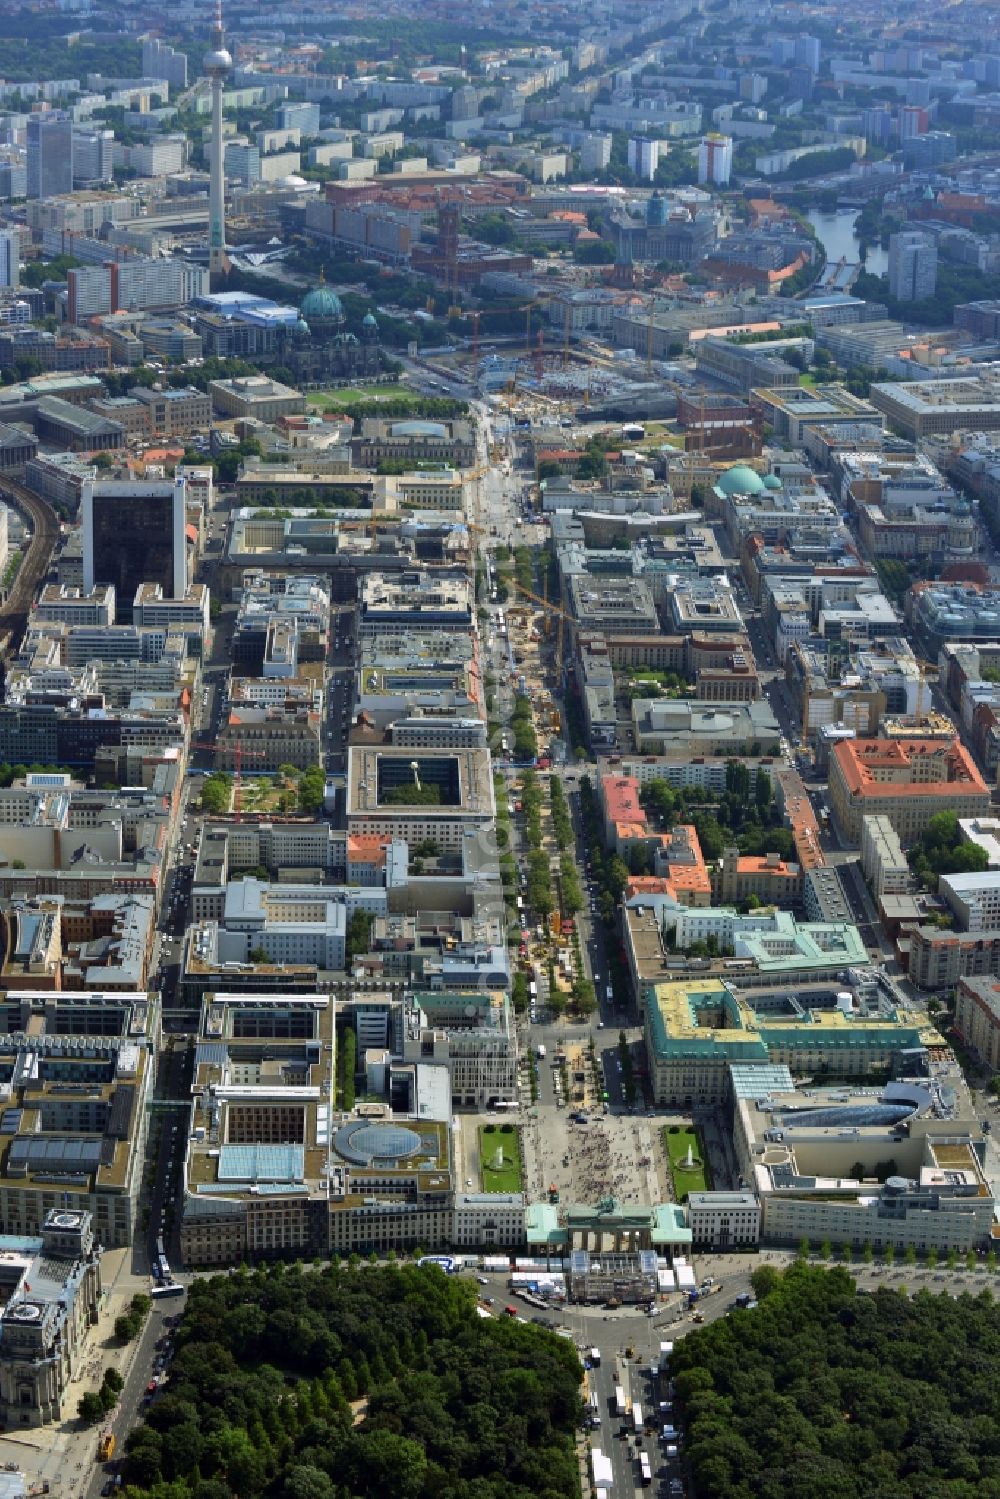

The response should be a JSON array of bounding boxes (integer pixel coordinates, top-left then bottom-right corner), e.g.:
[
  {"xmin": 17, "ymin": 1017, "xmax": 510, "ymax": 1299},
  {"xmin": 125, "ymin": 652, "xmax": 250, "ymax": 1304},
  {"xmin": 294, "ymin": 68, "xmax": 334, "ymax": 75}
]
[
  {"xmin": 614, "ymin": 1385, "xmax": 627, "ymax": 1419},
  {"xmin": 536, "ymin": 1043, "xmax": 546, "ymax": 1058},
  {"xmin": 589, "ymin": 1347, "xmax": 601, "ymax": 1366},
  {"xmin": 659, "ymin": 1341, "xmax": 674, "ymax": 1371},
  {"xmin": 98, "ymin": 1433, "xmax": 116, "ymax": 1463},
  {"xmin": 632, "ymin": 1402, "xmax": 644, "ymax": 1434},
  {"xmin": 639, "ymin": 1454, "xmax": 652, "ymax": 1487}
]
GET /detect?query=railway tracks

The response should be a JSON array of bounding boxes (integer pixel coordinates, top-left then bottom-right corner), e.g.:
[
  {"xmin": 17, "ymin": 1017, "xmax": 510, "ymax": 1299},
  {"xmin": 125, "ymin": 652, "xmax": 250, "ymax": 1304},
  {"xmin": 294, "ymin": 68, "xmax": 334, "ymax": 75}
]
[{"xmin": 0, "ymin": 477, "xmax": 59, "ymax": 655}]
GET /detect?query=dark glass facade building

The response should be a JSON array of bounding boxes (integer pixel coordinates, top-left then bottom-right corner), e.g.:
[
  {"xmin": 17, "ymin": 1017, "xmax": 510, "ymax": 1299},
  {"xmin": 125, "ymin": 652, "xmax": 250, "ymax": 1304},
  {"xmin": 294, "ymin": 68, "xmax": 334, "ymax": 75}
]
[{"xmin": 82, "ymin": 480, "xmax": 186, "ymax": 621}]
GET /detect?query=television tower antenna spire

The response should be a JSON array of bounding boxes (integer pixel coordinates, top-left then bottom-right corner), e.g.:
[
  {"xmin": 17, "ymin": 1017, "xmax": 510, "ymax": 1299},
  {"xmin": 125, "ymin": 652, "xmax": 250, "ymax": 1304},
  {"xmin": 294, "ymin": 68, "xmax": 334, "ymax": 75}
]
[{"xmin": 204, "ymin": 0, "xmax": 232, "ymax": 283}]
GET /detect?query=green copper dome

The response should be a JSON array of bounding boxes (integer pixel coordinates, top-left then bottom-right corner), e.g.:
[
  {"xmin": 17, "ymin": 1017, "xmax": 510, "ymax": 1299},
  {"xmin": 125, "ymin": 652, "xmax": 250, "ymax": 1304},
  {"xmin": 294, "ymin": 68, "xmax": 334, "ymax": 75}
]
[
  {"xmin": 762, "ymin": 473, "xmax": 783, "ymax": 490},
  {"xmin": 717, "ymin": 464, "xmax": 765, "ymax": 496},
  {"xmin": 300, "ymin": 277, "xmax": 344, "ymax": 321}
]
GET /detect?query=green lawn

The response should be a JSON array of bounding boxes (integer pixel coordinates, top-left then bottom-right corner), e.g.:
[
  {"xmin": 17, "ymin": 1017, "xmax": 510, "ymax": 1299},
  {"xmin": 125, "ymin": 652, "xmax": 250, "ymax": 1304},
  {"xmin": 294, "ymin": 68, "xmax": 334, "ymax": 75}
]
[
  {"xmin": 238, "ymin": 777, "xmax": 290, "ymax": 814},
  {"xmin": 479, "ymin": 1124, "xmax": 523, "ymax": 1193},
  {"xmin": 664, "ymin": 1126, "xmax": 709, "ymax": 1201},
  {"xmin": 309, "ymin": 383, "xmax": 418, "ymax": 409}
]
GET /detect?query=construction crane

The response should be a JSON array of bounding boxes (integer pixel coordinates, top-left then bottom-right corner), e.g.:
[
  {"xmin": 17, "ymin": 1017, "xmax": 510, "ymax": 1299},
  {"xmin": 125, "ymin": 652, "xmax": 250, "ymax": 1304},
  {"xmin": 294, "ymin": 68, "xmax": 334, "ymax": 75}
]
[
  {"xmin": 506, "ymin": 578, "xmax": 575, "ymax": 681},
  {"xmin": 190, "ymin": 739, "xmax": 267, "ymax": 823},
  {"xmin": 532, "ymin": 328, "xmax": 545, "ymax": 383}
]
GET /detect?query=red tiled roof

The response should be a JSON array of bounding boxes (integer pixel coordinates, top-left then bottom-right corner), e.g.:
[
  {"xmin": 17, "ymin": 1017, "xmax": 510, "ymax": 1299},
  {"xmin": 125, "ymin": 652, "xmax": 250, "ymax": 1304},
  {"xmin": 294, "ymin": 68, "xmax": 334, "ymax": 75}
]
[{"xmin": 832, "ymin": 737, "xmax": 988, "ymax": 799}]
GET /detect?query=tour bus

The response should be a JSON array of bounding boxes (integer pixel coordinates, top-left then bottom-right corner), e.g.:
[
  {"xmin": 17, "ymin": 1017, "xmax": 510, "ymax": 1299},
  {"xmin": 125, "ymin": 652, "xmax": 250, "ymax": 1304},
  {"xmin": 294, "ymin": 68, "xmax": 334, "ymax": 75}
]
[{"xmin": 152, "ymin": 1282, "xmax": 184, "ymax": 1300}]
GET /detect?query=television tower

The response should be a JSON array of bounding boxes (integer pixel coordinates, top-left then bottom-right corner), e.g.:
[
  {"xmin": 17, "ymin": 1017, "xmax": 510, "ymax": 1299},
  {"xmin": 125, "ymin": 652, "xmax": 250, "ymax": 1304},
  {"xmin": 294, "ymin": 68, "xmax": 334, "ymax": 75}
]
[{"xmin": 203, "ymin": 0, "xmax": 232, "ymax": 282}]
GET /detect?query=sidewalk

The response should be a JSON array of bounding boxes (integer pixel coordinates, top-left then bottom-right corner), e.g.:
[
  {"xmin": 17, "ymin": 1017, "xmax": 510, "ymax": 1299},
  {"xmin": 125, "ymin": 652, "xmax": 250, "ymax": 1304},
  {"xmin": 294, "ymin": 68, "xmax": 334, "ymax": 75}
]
[{"xmin": 0, "ymin": 1251, "xmax": 155, "ymax": 1498}]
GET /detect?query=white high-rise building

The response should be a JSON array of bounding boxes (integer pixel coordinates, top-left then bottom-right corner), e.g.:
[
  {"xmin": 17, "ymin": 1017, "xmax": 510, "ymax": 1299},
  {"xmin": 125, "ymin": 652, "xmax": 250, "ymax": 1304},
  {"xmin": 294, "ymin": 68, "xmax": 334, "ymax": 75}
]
[
  {"xmin": 698, "ymin": 133, "xmax": 733, "ymax": 186},
  {"xmin": 225, "ymin": 141, "xmax": 261, "ymax": 187},
  {"xmin": 888, "ymin": 231, "xmax": 937, "ymax": 302},
  {"xmin": 580, "ymin": 133, "xmax": 612, "ymax": 172},
  {"xmin": 627, "ymin": 136, "xmax": 659, "ymax": 181},
  {"xmin": 72, "ymin": 128, "xmax": 115, "ymax": 186},
  {"xmin": 142, "ymin": 38, "xmax": 188, "ymax": 91},
  {"xmin": 26, "ymin": 113, "xmax": 73, "ymax": 199},
  {"xmin": 0, "ymin": 230, "xmax": 18, "ymax": 290},
  {"xmin": 794, "ymin": 35, "xmax": 822, "ymax": 72}
]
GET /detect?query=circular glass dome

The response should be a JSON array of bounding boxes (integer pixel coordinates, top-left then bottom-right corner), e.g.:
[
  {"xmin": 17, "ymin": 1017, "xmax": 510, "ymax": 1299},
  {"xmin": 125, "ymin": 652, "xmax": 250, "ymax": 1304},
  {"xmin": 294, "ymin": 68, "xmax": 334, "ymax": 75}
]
[
  {"xmin": 717, "ymin": 464, "xmax": 766, "ymax": 496},
  {"xmin": 334, "ymin": 1122, "xmax": 424, "ymax": 1165}
]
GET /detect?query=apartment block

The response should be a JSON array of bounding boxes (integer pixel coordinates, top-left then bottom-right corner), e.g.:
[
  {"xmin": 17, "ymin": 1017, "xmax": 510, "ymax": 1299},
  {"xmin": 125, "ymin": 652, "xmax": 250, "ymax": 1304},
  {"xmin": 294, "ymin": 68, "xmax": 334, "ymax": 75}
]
[
  {"xmin": 860, "ymin": 814, "xmax": 911, "ymax": 899},
  {"xmin": 955, "ymin": 975, "xmax": 1000, "ymax": 1070}
]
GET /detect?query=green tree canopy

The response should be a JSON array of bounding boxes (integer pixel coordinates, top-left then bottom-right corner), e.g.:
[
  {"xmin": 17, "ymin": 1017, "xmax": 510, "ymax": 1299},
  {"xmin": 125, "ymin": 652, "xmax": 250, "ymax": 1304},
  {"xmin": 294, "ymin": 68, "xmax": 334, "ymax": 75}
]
[{"xmin": 120, "ymin": 1263, "xmax": 583, "ymax": 1499}]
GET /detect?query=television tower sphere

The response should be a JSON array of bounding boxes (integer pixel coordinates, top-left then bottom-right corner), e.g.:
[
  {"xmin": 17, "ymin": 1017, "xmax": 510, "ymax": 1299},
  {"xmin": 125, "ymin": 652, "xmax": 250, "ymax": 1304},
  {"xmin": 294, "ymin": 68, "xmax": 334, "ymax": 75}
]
[{"xmin": 204, "ymin": 46, "xmax": 232, "ymax": 75}]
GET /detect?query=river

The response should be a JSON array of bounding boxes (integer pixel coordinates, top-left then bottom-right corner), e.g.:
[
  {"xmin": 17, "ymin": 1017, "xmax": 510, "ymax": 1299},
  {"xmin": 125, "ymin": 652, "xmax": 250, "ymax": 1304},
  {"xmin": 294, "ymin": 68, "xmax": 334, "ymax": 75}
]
[{"xmin": 805, "ymin": 208, "xmax": 888, "ymax": 278}]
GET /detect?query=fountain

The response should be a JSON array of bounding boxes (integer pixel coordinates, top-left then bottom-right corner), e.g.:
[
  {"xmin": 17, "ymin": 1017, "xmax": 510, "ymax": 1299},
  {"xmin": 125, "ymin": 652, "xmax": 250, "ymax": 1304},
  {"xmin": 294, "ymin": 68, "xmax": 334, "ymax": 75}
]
[{"xmin": 683, "ymin": 1143, "xmax": 695, "ymax": 1170}]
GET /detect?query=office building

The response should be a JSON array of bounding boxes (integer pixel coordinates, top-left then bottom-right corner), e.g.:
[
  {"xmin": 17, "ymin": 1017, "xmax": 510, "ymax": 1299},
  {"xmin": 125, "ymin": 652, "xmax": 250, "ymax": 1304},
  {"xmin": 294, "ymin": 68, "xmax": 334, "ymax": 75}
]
[
  {"xmin": 277, "ymin": 102, "xmax": 320, "ymax": 135},
  {"xmin": 887, "ymin": 231, "xmax": 937, "ymax": 303},
  {"xmin": 26, "ymin": 114, "xmax": 73, "ymax": 199},
  {"xmin": 939, "ymin": 871, "xmax": 1000, "ymax": 932},
  {"xmin": 402, "ymin": 992, "xmax": 517, "ymax": 1110},
  {"xmin": 179, "ymin": 992, "xmax": 457, "ymax": 1265},
  {"xmin": 0, "ymin": 990, "xmax": 157, "ymax": 1248},
  {"xmin": 829, "ymin": 736, "xmax": 991, "ymax": 845},
  {"xmin": 72, "ymin": 129, "xmax": 114, "ymax": 187},
  {"xmin": 627, "ymin": 136, "xmax": 660, "ymax": 181},
  {"xmin": 734, "ymin": 1070, "xmax": 994, "ymax": 1255},
  {"xmin": 698, "ymin": 133, "xmax": 733, "ymax": 186},
  {"xmin": 687, "ymin": 1191, "xmax": 760, "ymax": 1250},
  {"xmin": 81, "ymin": 477, "xmax": 186, "ymax": 622},
  {"xmin": 225, "ymin": 141, "xmax": 261, "ymax": 186},
  {"xmin": 644, "ymin": 977, "xmax": 939, "ymax": 1109},
  {"xmin": 346, "ymin": 745, "xmax": 495, "ymax": 852},
  {"xmin": 870, "ymin": 371, "xmax": 1000, "ymax": 440},
  {"xmin": 0, "ymin": 230, "xmax": 18, "ymax": 291}
]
